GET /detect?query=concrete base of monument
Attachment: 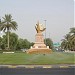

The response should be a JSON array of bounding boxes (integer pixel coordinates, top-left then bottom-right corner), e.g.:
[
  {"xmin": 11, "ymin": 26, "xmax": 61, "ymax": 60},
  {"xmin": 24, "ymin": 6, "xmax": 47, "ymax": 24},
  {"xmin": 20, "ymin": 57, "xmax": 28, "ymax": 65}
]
[
  {"xmin": 27, "ymin": 33, "xmax": 52, "ymax": 54},
  {"xmin": 27, "ymin": 48, "xmax": 52, "ymax": 54}
]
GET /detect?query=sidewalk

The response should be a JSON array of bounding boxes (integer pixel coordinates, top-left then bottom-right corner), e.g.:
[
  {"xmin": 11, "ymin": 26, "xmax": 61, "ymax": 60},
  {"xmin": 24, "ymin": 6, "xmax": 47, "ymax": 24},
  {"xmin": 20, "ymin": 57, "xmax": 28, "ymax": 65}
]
[{"xmin": 0, "ymin": 64, "xmax": 75, "ymax": 68}]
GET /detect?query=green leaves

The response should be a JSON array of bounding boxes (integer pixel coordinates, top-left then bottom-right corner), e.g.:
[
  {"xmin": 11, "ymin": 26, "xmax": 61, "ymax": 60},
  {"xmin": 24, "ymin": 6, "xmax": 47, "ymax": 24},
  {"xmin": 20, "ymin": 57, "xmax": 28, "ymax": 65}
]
[
  {"xmin": 17, "ymin": 38, "xmax": 30, "ymax": 50},
  {"xmin": 44, "ymin": 38, "xmax": 53, "ymax": 49},
  {"xmin": 0, "ymin": 14, "xmax": 18, "ymax": 49},
  {"xmin": 61, "ymin": 27, "xmax": 75, "ymax": 51}
]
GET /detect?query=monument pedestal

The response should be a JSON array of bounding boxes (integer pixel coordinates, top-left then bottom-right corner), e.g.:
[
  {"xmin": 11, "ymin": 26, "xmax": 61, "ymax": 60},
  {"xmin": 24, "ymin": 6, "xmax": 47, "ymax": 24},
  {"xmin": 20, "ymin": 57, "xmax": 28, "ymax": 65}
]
[{"xmin": 27, "ymin": 33, "xmax": 52, "ymax": 54}]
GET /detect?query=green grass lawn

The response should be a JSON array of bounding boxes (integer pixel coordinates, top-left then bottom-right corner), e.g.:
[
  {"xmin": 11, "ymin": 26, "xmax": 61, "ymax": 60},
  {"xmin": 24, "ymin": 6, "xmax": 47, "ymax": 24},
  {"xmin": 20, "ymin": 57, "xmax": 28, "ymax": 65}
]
[{"xmin": 0, "ymin": 52, "xmax": 75, "ymax": 65}]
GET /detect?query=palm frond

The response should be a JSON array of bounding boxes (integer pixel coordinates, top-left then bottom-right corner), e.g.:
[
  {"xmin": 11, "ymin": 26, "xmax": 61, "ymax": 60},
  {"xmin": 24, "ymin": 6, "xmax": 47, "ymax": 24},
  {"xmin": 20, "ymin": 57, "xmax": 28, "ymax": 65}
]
[{"xmin": 10, "ymin": 21, "xmax": 18, "ymax": 30}]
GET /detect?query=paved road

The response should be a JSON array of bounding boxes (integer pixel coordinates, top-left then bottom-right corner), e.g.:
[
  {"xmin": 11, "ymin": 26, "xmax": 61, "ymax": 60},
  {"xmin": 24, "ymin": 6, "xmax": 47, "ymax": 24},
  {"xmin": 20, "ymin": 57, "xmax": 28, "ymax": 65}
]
[{"xmin": 0, "ymin": 68, "xmax": 74, "ymax": 75}]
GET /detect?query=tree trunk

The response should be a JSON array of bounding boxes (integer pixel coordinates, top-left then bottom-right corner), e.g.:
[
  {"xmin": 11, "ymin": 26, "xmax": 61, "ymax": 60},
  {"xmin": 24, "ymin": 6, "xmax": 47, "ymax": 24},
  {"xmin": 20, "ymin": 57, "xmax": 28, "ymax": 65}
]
[{"xmin": 7, "ymin": 29, "xmax": 10, "ymax": 50}]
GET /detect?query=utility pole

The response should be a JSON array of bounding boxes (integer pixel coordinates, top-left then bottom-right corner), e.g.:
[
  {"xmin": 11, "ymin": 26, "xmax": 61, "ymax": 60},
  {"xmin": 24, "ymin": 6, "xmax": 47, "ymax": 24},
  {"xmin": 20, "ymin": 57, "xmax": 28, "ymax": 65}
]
[{"xmin": 44, "ymin": 20, "xmax": 46, "ymax": 45}]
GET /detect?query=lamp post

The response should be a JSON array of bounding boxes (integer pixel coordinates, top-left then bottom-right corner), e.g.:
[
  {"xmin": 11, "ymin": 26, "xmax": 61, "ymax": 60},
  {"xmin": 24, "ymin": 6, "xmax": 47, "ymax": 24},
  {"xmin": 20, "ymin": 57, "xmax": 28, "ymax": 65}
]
[
  {"xmin": 44, "ymin": 20, "xmax": 46, "ymax": 45},
  {"xmin": 49, "ymin": 33, "xmax": 50, "ymax": 38}
]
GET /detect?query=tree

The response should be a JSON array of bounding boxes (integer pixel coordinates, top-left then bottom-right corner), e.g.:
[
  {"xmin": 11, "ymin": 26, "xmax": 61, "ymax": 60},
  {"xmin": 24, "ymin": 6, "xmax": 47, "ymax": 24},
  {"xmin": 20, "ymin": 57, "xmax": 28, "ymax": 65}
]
[
  {"xmin": 0, "ymin": 14, "xmax": 18, "ymax": 50},
  {"xmin": 61, "ymin": 39, "xmax": 72, "ymax": 50},
  {"xmin": 30, "ymin": 42, "xmax": 34, "ymax": 47},
  {"xmin": 69, "ymin": 27, "xmax": 75, "ymax": 50},
  {"xmin": 69, "ymin": 27, "xmax": 75, "ymax": 34},
  {"xmin": 0, "ymin": 37, "xmax": 2, "ymax": 49},
  {"xmin": 0, "ymin": 32, "xmax": 18, "ymax": 50},
  {"xmin": 62, "ymin": 34, "xmax": 72, "ymax": 50},
  {"xmin": 16, "ymin": 38, "xmax": 30, "ymax": 50},
  {"xmin": 61, "ymin": 27, "xmax": 75, "ymax": 51},
  {"xmin": 0, "ymin": 35, "xmax": 6, "ymax": 50},
  {"xmin": 9, "ymin": 32, "xmax": 18, "ymax": 50},
  {"xmin": 44, "ymin": 38, "xmax": 53, "ymax": 49}
]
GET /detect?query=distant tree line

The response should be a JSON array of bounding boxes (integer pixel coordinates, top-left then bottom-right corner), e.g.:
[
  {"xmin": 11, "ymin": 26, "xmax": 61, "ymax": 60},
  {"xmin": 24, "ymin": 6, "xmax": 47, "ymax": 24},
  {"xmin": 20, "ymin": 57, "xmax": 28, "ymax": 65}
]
[
  {"xmin": 0, "ymin": 32, "xmax": 34, "ymax": 50},
  {"xmin": 0, "ymin": 32, "xmax": 53, "ymax": 50}
]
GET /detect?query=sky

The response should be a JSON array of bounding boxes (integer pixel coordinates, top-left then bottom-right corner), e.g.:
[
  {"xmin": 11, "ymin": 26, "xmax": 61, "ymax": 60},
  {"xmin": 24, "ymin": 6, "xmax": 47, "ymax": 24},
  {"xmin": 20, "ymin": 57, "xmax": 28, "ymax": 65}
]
[
  {"xmin": 0, "ymin": 0, "xmax": 74, "ymax": 43},
  {"xmin": 74, "ymin": 0, "xmax": 75, "ymax": 27}
]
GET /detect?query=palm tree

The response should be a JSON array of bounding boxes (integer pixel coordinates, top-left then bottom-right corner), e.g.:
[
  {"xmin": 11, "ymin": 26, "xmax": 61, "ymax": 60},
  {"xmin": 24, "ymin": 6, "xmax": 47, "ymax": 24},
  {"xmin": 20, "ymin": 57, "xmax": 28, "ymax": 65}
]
[
  {"xmin": 69, "ymin": 27, "xmax": 75, "ymax": 34},
  {"xmin": 61, "ymin": 27, "xmax": 75, "ymax": 51},
  {"xmin": 0, "ymin": 14, "xmax": 18, "ymax": 50},
  {"xmin": 69, "ymin": 27, "xmax": 75, "ymax": 51},
  {"xmin": 61, "ymin": 34, "xmax": 72, "ymax": 50},
  {"xmin": 61, "ymin": 39, "xmax": 72, "ymax": 50}
]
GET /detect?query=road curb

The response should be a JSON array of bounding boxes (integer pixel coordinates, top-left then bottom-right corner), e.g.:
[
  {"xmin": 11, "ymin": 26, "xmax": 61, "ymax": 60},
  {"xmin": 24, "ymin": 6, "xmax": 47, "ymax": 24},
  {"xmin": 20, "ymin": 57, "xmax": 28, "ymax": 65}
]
[
  {"xmin": 0, "ymin": 65, "xmax": 75, "ymax": 68},
  {"xmin": 59, "ymin": 66, "xmax": 69, "ymax": 68}
]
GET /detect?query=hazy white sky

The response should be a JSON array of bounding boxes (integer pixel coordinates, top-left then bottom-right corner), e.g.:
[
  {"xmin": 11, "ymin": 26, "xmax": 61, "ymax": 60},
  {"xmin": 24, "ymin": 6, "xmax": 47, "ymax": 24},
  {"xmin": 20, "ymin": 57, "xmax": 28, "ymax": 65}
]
[
  {"xmin": 74, "ymin": 0, "xmax": 75, "ymax": 27},
  {"xmin": 0, "ymin": 0, "xmax": 74, "ymax": 43}
]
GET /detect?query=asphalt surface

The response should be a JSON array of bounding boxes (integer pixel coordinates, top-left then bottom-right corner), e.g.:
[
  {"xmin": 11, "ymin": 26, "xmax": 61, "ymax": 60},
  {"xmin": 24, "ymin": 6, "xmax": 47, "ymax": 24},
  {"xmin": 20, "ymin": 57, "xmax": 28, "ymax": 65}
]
[{"xmin": 0, "ymin": 68, "xmax": 74, "ymax": 75}]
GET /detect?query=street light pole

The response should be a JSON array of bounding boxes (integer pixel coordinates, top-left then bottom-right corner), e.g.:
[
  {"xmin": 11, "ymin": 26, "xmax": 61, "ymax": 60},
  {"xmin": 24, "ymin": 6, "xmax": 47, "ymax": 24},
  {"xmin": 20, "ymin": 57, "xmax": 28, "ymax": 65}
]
[
  {"xmin": 44, "ymin": 20, "xmax": 46, "ymax": 45},
  {"xmin": 49, "ymin": 33, "xmax": 50, "ymax": 38}
]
